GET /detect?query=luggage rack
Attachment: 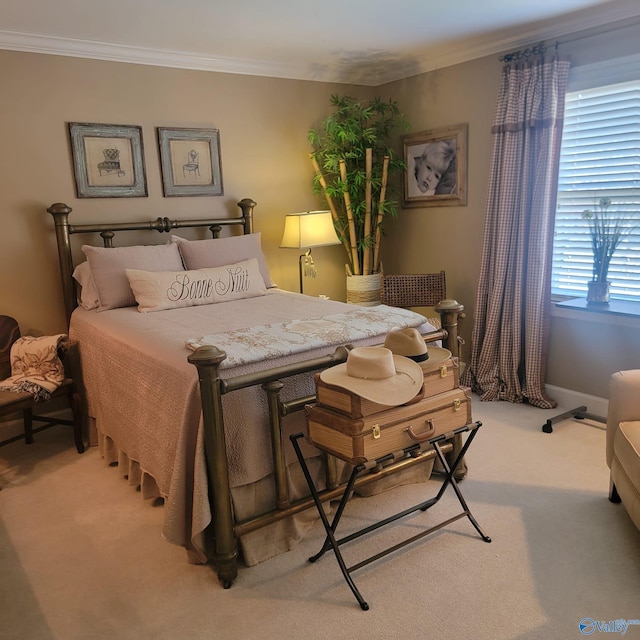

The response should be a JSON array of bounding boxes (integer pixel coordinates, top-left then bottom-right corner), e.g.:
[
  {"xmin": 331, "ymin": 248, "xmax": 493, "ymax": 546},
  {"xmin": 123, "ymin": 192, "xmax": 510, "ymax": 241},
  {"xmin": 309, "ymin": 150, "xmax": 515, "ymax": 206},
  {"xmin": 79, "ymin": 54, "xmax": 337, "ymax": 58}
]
[{"xmin": 290, "ymin": 421, "xmax": 491, "ymax": 610}]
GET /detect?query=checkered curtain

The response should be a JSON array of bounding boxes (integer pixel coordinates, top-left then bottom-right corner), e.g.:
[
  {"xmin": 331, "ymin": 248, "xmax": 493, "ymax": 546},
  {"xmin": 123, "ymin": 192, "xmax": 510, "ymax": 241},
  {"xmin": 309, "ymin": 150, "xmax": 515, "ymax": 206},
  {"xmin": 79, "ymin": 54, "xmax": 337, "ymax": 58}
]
[{"xmin": 461, "ymin": 52, "xmax": 571, "ymax": 409}]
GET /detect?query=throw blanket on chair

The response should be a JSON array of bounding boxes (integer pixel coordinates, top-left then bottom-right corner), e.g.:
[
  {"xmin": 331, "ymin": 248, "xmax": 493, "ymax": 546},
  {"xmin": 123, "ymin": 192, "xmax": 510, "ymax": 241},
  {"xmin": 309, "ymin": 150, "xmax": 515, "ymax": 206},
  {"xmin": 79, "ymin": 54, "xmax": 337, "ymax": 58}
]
[{"xmin": 0, "ymin": 334, "xmax": 68, "ymax": 401}]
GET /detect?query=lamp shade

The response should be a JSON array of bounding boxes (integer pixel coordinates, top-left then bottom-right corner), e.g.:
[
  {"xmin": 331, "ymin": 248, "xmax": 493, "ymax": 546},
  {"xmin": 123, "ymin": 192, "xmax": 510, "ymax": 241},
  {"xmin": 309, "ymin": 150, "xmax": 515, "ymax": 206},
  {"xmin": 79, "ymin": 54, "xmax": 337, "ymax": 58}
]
[{"xmin": 280, "ymin": 211, "xmax": 340, "ymax": 249}]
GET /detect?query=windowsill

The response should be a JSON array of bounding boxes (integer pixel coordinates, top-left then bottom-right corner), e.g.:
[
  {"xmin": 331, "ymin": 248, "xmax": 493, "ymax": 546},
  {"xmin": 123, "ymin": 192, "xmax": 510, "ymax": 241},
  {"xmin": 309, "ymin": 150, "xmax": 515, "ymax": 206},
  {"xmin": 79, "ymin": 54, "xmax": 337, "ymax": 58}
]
[{"xmin": 551, "ymin": 297, "xmax": 640, "ymax": 328}]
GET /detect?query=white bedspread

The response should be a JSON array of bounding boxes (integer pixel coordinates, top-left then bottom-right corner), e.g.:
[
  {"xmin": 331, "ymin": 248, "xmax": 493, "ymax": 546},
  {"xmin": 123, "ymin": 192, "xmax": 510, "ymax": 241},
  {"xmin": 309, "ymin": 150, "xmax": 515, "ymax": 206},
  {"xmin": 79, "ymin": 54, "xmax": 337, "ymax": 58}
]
[{"xmin": 70, "ymin": 290, "xmax": 435, "ymax": 563}]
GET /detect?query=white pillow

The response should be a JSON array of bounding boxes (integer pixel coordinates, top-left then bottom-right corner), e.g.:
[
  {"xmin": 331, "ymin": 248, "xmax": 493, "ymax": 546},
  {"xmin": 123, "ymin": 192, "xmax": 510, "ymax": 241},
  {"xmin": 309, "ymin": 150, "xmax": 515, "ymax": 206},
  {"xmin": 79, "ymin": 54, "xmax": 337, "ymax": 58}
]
[
  {"xmin": 82, "ymin": 243, "xmax": 185, "ymax": 310},
  {"xmin": 72, "ymin": 261, "xmax": 100, "ymax": 310},
  {"xmin": 173, "ymin": 233, "xmax": 274, "ymax": 288},
  {"xmin": 125, "ymin": 258, "xmax": 267, "ymax": 313}
]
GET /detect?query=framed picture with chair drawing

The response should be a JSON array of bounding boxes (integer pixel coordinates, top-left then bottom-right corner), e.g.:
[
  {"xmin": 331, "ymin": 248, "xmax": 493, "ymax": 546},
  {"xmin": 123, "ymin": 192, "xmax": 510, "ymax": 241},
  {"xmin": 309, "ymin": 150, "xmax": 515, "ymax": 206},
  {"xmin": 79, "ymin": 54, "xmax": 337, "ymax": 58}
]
[
  {"xmin": 68, "ymin": 122, "xmax": 148, "ymax": 198},
  {"xmin": 157, "ymin": 127, "xmax": 223, "ymax": 197},
  {"xmin": 402, "ymin": 124, "xmax": 468, "ymax": 208}
]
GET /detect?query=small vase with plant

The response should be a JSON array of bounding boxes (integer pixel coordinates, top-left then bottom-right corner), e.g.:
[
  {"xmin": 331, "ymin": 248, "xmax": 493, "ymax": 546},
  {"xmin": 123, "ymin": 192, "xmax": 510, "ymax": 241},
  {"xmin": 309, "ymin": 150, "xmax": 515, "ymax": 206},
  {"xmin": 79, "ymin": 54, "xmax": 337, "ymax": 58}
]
[
  {"xmin": 309, "ymin": 95, "xmax": 408, "ymax": 304},
  {"xmin": 581, "ymin": 197, "xmax": 635, "ymax": 303}
]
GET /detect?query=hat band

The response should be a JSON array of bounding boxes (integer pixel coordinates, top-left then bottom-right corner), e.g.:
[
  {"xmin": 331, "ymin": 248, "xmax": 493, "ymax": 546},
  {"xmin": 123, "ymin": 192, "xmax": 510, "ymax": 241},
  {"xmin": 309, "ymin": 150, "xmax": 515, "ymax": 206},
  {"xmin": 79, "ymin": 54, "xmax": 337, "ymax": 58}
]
[{"xmin": 407, "ymin": 352, "xmax": 430, "ymax": 363}]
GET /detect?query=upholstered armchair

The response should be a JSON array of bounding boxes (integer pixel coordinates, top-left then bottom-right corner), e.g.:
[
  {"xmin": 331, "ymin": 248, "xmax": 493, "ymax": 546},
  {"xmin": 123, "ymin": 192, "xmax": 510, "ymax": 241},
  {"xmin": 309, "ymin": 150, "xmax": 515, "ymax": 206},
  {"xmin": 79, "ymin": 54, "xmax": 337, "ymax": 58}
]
[{"xmin": 606, "ymin": 370, "xmax": 640, "ymax": 530}]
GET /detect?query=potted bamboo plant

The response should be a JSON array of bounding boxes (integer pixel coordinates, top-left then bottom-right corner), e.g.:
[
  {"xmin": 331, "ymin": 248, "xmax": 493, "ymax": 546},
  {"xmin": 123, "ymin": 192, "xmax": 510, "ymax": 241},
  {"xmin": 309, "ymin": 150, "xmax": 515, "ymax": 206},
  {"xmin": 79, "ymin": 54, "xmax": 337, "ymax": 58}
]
[
  {"xmin": 309, "ymin": 95, "xmax": 408, "ymax": 305},
  {"xmin": 581, "ymin": 197, "xmax": 635, "ymax": 304}
]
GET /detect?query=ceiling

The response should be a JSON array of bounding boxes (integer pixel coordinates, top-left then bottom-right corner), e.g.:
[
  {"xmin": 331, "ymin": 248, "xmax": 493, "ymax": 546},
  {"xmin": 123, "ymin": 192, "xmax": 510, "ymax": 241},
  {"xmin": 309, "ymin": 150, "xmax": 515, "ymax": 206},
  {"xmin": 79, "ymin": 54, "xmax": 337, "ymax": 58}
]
[{"xmin": 2, "ymin": 0, "xmax": 640, "ymax": 85}]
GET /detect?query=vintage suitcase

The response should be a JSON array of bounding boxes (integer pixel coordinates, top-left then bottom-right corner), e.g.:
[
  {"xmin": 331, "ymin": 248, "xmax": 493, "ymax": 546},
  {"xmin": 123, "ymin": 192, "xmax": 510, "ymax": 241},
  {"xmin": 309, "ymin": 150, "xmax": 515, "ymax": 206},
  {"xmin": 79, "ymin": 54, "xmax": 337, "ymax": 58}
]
[
  {"xmin": 421, "ymin": 357, "xmax": 460, "ymax": 399},
  {"xmin": 313, "ymin": 372, "xmax": 415, "ymax": 419},
  {"xmin": 306, "ymin": 386, "xmax": 472, "ymax": 465},
  {"xmin": 314, "ymin": 357, "xmax": 459, "ymax": 419}
]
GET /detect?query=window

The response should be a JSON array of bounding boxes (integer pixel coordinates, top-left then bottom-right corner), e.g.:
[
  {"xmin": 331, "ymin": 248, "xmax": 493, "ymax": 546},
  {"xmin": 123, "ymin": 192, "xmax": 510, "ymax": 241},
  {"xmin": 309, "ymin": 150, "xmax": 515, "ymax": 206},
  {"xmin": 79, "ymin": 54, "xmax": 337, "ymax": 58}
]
[{"xmin": 552, "ymin": 79, "xmax": 640, "ymax": 301}]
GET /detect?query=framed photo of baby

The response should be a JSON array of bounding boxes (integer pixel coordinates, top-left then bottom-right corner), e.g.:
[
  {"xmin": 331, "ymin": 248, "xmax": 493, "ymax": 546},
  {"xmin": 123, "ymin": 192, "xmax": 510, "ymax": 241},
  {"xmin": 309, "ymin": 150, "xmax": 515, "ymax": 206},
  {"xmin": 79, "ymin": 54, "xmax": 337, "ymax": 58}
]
[{"xmin": 402, "ymin": 124, "xmax": 468, "ymax": 208}]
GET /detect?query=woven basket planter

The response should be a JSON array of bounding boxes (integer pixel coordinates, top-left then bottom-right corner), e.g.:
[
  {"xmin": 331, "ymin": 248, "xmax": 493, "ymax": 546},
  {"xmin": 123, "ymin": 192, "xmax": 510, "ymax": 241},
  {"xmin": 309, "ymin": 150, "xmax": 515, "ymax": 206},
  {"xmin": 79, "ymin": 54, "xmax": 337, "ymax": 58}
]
[{"xmin": 346, "ymin": 273, "xmax": 382, "ymax": 306}]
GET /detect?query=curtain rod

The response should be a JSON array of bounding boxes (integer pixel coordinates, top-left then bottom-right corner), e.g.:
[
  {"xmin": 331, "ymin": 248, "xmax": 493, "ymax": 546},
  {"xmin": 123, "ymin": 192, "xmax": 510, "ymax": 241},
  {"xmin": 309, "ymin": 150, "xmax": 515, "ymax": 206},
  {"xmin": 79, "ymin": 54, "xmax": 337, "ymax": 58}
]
[{"xmin": 500, "ymin": 42, "xmax": 550, "ymax": 63}]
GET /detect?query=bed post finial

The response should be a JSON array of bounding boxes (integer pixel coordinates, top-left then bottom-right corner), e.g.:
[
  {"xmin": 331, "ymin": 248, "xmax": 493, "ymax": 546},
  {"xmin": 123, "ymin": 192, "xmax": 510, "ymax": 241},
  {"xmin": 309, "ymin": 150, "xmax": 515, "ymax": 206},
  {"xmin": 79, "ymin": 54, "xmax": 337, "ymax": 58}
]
[
  {"xmin": 47, "ymin": 203, "xmax": 76, "ymax": 326},
  {"xmin": 434, "ymin": 299, "xmax": 465, "ymax": 360},
  {"xmin": 237, "ymin": 198, "xmax": 256, "ymax": 235}
]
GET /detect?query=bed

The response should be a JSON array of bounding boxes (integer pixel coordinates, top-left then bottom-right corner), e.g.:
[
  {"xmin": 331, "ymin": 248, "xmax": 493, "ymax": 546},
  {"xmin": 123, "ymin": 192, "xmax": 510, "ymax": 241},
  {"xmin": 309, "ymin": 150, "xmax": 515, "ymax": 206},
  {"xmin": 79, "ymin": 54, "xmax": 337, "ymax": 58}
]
[{"xmin": 47, "ymin": 198, "xmax": 465, "ymax": 587}]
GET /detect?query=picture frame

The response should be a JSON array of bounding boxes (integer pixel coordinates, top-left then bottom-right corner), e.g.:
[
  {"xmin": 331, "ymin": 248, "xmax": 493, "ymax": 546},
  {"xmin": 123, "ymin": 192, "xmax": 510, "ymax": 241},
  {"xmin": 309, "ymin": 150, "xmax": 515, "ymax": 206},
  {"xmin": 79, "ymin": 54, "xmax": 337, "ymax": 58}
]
[
  {"xmin": 402, "ymin": 124, "xmax": 468, "ymax": 208},
  {"xmin": 157, "ymin": 127, "xmax": 223, "ymax": 197},
  {"xmin": 68, "ymin": 123, "xmax": 147, "ymax": 198}
]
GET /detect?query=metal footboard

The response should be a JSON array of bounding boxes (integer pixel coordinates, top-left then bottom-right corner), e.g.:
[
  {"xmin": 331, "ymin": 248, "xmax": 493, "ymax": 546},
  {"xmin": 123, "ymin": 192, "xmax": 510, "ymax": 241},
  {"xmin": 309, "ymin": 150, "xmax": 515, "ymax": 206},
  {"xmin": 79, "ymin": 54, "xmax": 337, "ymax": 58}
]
[{"xmin": 188, "ymin": 315, "xmax": 463, "ymax": 588}]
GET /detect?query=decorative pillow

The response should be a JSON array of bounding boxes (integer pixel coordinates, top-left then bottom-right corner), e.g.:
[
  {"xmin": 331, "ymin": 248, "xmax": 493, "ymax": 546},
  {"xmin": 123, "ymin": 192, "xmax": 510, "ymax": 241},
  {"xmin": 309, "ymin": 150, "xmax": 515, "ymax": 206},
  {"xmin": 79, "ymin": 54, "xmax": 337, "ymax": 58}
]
[
  {"xmin": 82, "ymin": 243, "xmax": 185, "ymax": 311},
  {"xmin": 173, "ymin": 233, "xmax": 274, "ymax": 288},
  {"xmin": 72, "ymin": 261, "xmax": 100, "ymax": 310},
  {"xmin": 125, "ymin": 258, "xmax": 267, "ymax": 313}
]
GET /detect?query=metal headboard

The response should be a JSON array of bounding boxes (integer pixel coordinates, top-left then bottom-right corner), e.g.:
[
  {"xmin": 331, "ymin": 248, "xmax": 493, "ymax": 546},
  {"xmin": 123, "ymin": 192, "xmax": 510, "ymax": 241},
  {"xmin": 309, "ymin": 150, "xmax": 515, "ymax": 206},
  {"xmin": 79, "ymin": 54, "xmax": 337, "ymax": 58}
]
[{"xmin": 47, "ymin": 198, "xmax": 257, "ymax": 325}]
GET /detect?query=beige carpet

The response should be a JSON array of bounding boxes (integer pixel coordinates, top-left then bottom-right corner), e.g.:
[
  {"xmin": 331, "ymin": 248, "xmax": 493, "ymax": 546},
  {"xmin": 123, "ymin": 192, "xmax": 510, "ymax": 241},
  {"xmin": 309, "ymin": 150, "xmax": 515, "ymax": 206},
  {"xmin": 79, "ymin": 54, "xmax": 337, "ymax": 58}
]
[{"xmin": 1, "ymin": 396, "xmax": 639, "ymax": 640}]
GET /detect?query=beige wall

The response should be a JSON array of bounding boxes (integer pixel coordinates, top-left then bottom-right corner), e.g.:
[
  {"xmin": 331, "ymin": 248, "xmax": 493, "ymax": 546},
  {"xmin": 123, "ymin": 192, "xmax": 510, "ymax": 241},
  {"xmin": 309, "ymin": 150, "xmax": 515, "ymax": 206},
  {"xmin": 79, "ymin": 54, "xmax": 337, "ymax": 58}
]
[
  {"xmin": 0, "ymin": 51, "xmax": 368, "ymax": 335},
  {"xmin": 2, "ymin": 19, "xmax": 640, "ymax": 399},
  {"xmin": 548, "ymin": 314, "xmax": 639, "ymax": 398},
  {"xmin": 379, "ymin": 55, "xmax": 499, "ymax": 364}
]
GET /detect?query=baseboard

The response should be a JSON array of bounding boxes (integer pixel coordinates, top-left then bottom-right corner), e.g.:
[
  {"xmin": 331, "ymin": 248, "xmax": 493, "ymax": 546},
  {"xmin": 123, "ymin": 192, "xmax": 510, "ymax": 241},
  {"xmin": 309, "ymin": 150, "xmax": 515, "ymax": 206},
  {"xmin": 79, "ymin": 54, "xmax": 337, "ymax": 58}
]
[
  {"xmin": 546, "ymin": 384, "xmax": 608, "ymax": 420},
  {"xmin": 458, "ymin": 359, "xmax": 607, "ymax": 418},
  {"xmin": 456, "ymin": 362, "xmax": 607, "ymax": 419}
]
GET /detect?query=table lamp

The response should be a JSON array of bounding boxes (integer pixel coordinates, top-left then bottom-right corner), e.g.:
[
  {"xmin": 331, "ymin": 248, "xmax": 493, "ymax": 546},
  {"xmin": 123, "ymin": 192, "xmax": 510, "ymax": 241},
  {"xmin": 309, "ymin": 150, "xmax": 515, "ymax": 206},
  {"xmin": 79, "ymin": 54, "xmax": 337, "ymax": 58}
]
[{"xmin": 280, "ymin": 210, "xmax": 340, "ymax": 293}]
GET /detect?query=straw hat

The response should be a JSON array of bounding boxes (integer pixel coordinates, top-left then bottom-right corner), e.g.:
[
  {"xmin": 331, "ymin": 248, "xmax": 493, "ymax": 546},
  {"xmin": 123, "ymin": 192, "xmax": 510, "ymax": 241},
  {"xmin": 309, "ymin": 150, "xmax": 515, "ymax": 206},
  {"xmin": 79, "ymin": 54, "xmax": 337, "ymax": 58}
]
[
  {"xmin": 319, "ymin": 346, "xmax": 424, "ymax": 406},
  {"xmin": 383, "ymin": 328, "xmax": 452, "ymax": 370}
]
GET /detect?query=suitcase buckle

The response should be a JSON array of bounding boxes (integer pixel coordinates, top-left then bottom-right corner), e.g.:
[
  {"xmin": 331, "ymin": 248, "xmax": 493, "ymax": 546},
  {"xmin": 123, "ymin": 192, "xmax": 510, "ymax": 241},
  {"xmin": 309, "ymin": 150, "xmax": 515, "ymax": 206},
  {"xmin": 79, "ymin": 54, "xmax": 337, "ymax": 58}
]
[
  {"xmin": 439, "ymin": 365, "xmax": 447, "ymax": 378},
  {"xmin": 372, "ymin": 424, "xmax": 381, "ymax": 439},
  {"xmin": 454, "ymin": 398, "xmax": 461, "ymax": 411}
]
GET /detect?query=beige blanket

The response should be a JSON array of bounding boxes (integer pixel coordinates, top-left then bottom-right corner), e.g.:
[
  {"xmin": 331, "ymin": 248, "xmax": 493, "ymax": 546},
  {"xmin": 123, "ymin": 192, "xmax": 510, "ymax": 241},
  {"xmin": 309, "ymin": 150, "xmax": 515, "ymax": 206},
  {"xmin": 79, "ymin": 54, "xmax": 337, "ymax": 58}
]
[
  {"xmin": 0, "ymin": 334, "xmax": 67, "ymax": 400},
  {"xmin": 70, "ymin": 290, "xmax": 434, "ymax": 563}
]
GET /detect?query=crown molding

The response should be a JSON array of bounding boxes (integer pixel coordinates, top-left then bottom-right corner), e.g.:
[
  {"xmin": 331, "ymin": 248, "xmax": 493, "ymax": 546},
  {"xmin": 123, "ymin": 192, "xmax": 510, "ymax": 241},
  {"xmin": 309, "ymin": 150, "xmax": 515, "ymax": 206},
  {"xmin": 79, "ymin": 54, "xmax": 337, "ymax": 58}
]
[
  {"xmin": 376, "ymin": 2, "xmax": 640, "ymax": 84},
  {"xmin": 0, "ymin": 29, "xmax": 390, "ymax": 85},
  {"xmin": 1, "ymin": 1, "xmax": 640, "ymax": 87},
  {"xmin": 0, "ymin": 30, "xmax": 346, "ymax": 83}
]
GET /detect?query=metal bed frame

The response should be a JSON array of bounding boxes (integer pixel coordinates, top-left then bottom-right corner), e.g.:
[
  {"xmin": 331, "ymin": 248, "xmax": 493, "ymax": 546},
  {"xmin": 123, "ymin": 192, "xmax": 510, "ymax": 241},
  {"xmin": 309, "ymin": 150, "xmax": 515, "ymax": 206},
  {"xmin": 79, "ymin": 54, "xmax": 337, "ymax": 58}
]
[{"xmin": 47, "ymin": 198, "xmax": 466, "ymax": 588}]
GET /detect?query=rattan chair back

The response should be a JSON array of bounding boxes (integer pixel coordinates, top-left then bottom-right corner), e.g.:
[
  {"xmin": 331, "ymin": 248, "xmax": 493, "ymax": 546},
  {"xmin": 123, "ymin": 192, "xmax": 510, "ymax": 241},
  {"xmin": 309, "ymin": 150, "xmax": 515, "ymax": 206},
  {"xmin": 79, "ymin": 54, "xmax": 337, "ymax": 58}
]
[{"xmin": 381, "ymin": 271, "xmax": 446, "ymax": 308}]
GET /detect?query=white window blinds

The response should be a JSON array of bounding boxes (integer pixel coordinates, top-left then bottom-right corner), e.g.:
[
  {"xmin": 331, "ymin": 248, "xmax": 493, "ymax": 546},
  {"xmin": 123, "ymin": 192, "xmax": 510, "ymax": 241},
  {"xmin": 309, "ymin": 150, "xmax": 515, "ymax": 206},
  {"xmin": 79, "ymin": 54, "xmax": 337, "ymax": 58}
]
[{"xmin": 552, "ymin": 80, "xmax": 640, "ymax": 301}]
